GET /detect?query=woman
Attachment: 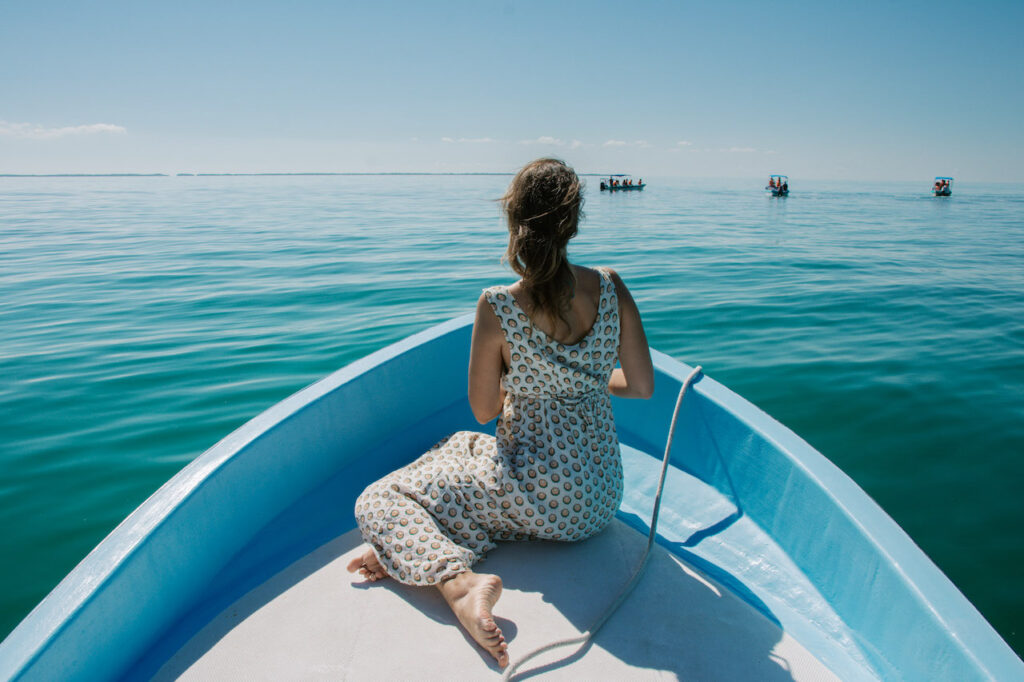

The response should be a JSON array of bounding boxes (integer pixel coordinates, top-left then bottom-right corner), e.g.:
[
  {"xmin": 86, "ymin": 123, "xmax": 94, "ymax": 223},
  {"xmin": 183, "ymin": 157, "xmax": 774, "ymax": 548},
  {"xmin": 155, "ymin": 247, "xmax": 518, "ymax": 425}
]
[{"xmin": 346, "ymin": 158, "xmax": 654, "ymax": 667}]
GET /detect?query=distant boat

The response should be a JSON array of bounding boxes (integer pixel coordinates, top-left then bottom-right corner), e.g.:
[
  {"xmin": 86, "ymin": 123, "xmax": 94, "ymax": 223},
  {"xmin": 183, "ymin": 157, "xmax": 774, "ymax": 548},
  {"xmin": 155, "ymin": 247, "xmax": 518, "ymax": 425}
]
[
  {"xmin": 600, "ymin": 174, "xmax": 645, "ymax": 191},
  {"xmin": 933, "ymin": 176, "xmax": 953, "ymax": 196},
  {"xmin": 765, "ymin": 174, "xmax": 789, "ymax": 197}
]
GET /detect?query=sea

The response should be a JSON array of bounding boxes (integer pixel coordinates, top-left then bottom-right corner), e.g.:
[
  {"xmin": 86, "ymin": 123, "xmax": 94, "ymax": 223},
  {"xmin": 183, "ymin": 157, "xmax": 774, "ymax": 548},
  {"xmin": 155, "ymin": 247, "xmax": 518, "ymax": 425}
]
[{"xmin": 1, "ymin": 174, "xmax": 1021, "ymax": 656}]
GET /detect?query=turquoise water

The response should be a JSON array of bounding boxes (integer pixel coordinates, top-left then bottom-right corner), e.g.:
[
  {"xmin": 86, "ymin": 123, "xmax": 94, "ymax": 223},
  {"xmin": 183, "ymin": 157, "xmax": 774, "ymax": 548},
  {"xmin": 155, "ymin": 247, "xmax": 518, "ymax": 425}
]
[{"xmin": 1, "ymin": 175, "xmax": 1022, "ymax": 656}]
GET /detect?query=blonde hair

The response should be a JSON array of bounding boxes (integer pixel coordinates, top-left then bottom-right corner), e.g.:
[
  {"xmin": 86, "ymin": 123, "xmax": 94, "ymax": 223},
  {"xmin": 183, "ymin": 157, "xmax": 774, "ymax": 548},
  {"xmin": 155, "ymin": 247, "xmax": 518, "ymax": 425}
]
[{"xmin": 500, "ymin": 158, "xmax": 584, "ymax": 330}]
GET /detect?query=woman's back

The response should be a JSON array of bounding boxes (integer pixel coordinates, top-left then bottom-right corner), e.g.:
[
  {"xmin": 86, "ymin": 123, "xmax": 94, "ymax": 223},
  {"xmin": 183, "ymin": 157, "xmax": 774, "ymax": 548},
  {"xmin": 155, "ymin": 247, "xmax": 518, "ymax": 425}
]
[
  {"xmin": 486, "ymin": 266, "xmax": 619, "ymax": 400},
  {"xmin": 506, "ymin": 265, "xmax": 603, "ymax": 346}
]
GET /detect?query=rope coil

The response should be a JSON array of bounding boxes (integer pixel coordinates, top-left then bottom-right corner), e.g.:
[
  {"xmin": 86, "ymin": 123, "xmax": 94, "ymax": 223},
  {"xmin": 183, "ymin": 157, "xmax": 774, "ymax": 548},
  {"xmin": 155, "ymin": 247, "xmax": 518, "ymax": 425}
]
[{"xmin": 502, "ymin": 365, "xmax": 704, "ymax": 680}]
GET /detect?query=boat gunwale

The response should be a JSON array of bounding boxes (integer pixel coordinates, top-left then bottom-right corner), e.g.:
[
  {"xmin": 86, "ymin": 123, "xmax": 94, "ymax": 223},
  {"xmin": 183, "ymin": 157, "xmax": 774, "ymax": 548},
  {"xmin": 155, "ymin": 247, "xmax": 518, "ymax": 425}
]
[
  {"xmin": 644, "ymin": 351, "xmax": 1016, "ymax": 678},
  {"xmin": 0, "ymin": 315, "xmax": 473, "ymax": 681},
  {"xmin": 1, "ymin": 314, "xmax": 1020, "ymax": 680}
]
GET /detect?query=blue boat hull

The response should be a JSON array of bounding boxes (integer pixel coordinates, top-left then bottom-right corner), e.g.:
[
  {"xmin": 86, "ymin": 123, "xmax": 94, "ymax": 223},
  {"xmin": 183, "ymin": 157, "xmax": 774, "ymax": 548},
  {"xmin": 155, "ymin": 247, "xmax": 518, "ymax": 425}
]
[{"xmin": 1, "ymin": 315, "xmax": 1020, "ymax": 680}]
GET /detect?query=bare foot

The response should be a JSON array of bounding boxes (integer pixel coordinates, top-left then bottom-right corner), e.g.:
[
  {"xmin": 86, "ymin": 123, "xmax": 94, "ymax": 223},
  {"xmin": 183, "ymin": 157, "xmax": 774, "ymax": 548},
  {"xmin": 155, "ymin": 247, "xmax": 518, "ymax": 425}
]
[
  {"xmin": 346, "ymin": 545, "xmax": 388, "ymax": 582},
  {"xmin": 438, "ymin": 571, "xmax": 508, "ymax": 668}
]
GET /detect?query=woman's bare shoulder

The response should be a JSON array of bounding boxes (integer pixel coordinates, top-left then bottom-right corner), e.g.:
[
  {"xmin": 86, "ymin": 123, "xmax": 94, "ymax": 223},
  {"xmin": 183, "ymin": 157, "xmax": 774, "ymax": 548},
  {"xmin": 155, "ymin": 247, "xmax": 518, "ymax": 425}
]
[
  {"xmin": 474, "ymin": 292, "xmax": 506, "ymax": 340},
  {"xmin": 570, "ymin": 265, "xmax": 603, "ymax": 298}
]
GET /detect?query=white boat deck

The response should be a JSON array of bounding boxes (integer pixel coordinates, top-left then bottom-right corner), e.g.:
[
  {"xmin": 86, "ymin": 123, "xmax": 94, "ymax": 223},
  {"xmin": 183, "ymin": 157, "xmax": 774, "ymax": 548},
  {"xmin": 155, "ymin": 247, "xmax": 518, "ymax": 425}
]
[{"xmin": 154, "ymin": 522, "xmax": 838, "ymax": 680}]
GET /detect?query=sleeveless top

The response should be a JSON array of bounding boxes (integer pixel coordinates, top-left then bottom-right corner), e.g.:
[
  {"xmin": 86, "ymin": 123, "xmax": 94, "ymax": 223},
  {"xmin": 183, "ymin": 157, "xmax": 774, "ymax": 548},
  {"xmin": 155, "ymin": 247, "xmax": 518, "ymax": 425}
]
[{"xmin": 482, "ymin": 266, "xmax": 623, "ymax": 540}]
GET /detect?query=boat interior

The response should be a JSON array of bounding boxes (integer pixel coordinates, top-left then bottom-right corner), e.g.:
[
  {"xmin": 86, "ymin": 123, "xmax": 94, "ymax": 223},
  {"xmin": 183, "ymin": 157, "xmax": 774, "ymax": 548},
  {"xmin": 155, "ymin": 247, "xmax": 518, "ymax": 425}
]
[
  {"xmin": 3, "ymin": 315, "xmax": 1017, "ymax": 681},
  {"xmin": 151, "ymin": 518, "xmax": 836, "ymax": 680}
]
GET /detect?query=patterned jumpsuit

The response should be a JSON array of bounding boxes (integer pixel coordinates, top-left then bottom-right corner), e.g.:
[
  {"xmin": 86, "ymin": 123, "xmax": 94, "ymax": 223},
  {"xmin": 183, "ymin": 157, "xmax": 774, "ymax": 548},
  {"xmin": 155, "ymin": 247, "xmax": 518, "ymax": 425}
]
[{"xmin": 354, "ymin": 267, "xmax": 624, "ymax": 585}]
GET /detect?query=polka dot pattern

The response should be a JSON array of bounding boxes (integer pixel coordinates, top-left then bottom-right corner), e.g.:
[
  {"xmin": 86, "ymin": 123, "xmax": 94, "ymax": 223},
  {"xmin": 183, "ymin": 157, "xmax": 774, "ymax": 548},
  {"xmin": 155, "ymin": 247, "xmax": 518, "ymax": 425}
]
[{"xmin": 354, "ymin": 267, "xmax": 623, "ymax": 585}]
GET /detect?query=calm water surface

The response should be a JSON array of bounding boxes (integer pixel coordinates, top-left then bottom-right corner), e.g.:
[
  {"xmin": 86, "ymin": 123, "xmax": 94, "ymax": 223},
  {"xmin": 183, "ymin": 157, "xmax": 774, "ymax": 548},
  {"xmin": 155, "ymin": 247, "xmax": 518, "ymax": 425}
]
[{"xmin": 1, "ymin": 175, "xmax": 1022, "ymax": 655}]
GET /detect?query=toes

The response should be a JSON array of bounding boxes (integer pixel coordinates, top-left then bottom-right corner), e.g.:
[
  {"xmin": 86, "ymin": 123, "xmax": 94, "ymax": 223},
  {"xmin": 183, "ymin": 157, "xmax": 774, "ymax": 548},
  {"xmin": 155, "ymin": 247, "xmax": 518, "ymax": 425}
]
[
  {"xmin": 356, "ymin": 564, "xmax": 388, "ymax": 582},
  {"xmin": 348, "ymin": 546, "xmax": 385, "ymax": 576}
]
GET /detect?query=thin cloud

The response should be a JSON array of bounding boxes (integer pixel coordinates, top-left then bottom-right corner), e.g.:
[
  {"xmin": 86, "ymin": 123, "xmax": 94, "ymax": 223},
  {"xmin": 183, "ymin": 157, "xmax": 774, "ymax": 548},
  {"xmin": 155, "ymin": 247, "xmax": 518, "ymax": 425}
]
[
  {"xmin": 723, "ymin": 146, "xmax": 757, "ymax": 153},
  {"xmin": 519, "ymin": 136, "xmax": 565, "ymax": 146},
  {"xmin": 604, "ymin": 139, "xmax": 650, "ymax": 148},
  {"xmin": 441, "ymin": 136, "xmax": 495, "ymax": 144},
  {"xmin": 570, "ymin": 139, "xmax": 583, "ymax": 149},
  {"xmin": 676, "ymin": 140, "xmax": 693, "ymax": 146},
  {"xmin": 0, "ymin": 120, "xmax": 127, "ymax": 139}
]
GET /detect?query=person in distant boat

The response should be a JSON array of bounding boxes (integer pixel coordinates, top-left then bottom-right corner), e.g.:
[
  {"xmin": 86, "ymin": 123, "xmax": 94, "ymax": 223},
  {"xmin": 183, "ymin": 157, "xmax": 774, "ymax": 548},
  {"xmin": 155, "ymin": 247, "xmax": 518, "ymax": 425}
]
[
  {"xmin": 781, "ymin": 181, "xmax": 788, "ymax": 192},
  {"xmin": 347, "ymin": 158, "xmax": 654, "ymax": 668},
  {"xmin": 638, "ymin": 178, "xmax": 643, "ymax": 186}
]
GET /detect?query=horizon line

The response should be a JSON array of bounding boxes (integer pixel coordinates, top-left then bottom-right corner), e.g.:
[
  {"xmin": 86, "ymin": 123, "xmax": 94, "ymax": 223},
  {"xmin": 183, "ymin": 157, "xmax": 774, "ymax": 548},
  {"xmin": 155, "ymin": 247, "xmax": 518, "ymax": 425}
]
[
  {"xmin": 0, "ymin": 171, "xmax": 663, "ymax": 181},
  {"xmin": 2, "ymin": 172, "xmax": 1018, "ymax": 185}
]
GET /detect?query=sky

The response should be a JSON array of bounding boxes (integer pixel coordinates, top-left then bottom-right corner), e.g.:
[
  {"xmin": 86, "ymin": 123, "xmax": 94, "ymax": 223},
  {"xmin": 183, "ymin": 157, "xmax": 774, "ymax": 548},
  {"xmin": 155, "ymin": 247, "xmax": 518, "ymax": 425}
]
[{"xmin": 2, "ymin": 0, "xmax": 1022, "ymax": 180}]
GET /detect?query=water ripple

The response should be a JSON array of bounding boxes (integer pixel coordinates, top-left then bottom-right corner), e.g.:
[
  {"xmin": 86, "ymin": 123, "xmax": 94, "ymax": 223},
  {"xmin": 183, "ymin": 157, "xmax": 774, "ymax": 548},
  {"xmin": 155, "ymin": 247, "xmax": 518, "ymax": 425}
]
[{"xmin": 1, "ymin": 175, "xmax": 1022, "ymax": 655}]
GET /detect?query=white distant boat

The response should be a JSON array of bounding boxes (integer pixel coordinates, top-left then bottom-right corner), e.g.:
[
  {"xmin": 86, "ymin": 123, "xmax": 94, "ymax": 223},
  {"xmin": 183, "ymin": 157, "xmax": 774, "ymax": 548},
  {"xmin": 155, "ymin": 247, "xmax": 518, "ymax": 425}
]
[{"xmin": 1, "ymin": 315, "xmax": 1020, "ymax": 680}]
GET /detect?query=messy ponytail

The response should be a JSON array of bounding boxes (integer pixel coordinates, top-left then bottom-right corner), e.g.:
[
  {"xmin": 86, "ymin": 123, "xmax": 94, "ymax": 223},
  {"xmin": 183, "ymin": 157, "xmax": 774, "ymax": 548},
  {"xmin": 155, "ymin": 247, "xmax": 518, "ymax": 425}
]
[{"xmin": 500, "ymin": 158, "xmax": 584, "ymax": 332}]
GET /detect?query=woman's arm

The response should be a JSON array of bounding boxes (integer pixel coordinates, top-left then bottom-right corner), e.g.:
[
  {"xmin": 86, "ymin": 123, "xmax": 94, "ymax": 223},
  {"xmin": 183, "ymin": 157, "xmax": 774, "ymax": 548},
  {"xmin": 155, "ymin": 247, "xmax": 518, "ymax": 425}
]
[
  {"xmin": 468, "ymin": 293, "xmax": 507, "ymax": 423},
  {"xmin": 606, "ymin": 269, "xmax": 654, "ymax": 399}
]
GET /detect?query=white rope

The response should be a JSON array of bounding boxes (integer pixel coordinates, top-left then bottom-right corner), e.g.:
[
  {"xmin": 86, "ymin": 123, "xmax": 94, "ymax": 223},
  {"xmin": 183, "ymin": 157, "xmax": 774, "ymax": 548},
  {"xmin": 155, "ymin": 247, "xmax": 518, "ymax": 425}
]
[{"xmin": 501, "ymin": 365, "xmax": 704, "ymax": 681}]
